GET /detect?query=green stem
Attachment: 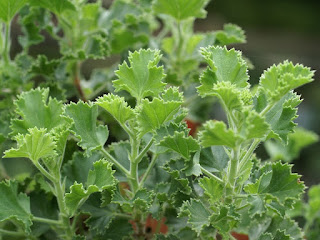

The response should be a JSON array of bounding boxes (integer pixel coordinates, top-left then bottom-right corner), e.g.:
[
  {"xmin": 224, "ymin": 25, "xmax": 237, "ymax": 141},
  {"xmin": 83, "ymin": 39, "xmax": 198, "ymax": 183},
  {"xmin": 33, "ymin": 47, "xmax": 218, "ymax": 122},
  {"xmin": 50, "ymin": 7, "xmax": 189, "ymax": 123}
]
[
  {"xmin": 33, "ymin": 216, "xmax": 61, "ymax": 225},
  {"xmin": 239, "ymin": 139, "xmax": 260, "ymax": 170},
  {"xmin": 100, "ymin": 147, "xmax": 130, "ymax": 176},
  {"xmin": 135, "ymin": 138, "xmax": 154, "ymax": 164},
  {"xmin": 228, "ymin": 147, "xmax": 240, "ymax": 190},
  {"xmin": 139, "ymin": 154, "xmax": 159, "ymax": 188},
  {"xmin": 200, "ymin": 166, "xmax": 223, "ymax": 183},
  {"xmin": 129, "ymin": 137, "xmax": 140, "ymax": 193},
  {"xmin": 53, "ymin": 178, "xmax": 73, "ymax": 240},
  {"xmin": 34, "ymin": 162, "xmax": 56, "ymax": 183},
  {"xmin": 2, "ymin": 22, "xmax": 11, "ymax": 64},
  {"xmin": 0, "ymin": 229, "xmax": 24, "ymax": 237}
]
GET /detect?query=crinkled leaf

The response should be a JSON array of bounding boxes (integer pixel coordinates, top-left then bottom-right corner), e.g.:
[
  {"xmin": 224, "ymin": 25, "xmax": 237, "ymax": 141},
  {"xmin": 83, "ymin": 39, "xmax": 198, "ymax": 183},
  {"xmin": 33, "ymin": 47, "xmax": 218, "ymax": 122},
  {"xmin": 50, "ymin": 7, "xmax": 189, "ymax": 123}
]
[
  {"xmin": 64, "ymin": 102, "xmax": 109, "ymax": 155},
  {"xmin": 113, "ymin": 49, "xmax": 166, "ymax": 100},
  {"xmin": 264, "ymin": 93, "xmax": 299, "ymax": 143},
  {"xmin": 179, "ymin": 199, "xmax": 211, "ymax": 235},
  {"xmin": 185, "ymin": 151, "xmax": 202, "ymax": 176},
  {"xmin": 153, "ymin": 0, "xmax": 209, "ymax": 20},
  {"xmin": 4, "ymin": 127, "xmax": 56, "ymax": 164},
  {"xmin": 209, "ymin": 206, "xmax": 240, "ymax": 234},
  {"xmin": 65, "ymin": 160, "xmax": 116, "ymax": 216},
  {"xmin": 62, "ymin": 152, "xmax": 103, "ymax": 188},
  {"xmin": 199, "ymin": 120, "xmax": 243, "ymax": 148},
  {"xmin": 306, "ymin": 184, "xmax": 320, "ymax": 222},
  {"xmin": 242, "ymin": 109, "xmax": 270, "ymax": 139},
  {"xmin": 0, "ymin": 0, "xmax": 26, "ymax": 22},
  {"xmin": 11, "ymin": 88, "xmax": 66, "ymax": 136},
  {"xmin": 199, "ymin": 146, "xmax": 229, "ymax": 174},
  {"xmin": 29, "ymin": 0, "xmax": 76, "ymax": 15},
  {"xmin": 96, "ymin": 218, "xmax": 134, "ymax": 240},
  {"xmin": 259, "ymin": 61, "xmax": 314, "ymax": 101},
  {"xmin": 0, "ymin": 181, "xmax": 32, "ymax": 233},
  {"xmin": 158, "ymin": 131, "xmax": 200, "ymax": 159},
  {"xmin": 199, "ymin": 177, "xmax": 223, "ymax": 204},
  {"xmin": 81, "ymin": 193, "xmax": 118, "ymax": 234},
  {"xmin": 215, "ymin": 23, "xmax": 246, "ymax": 45},
  {"xmin": 113, "ymin": 188, "xmax": 153, "ymax": 212},
  {"xmin": 96, "ymin": 94, "xmax": 135, "ymax": 124},
  {"xmin": 244, "ymin": 162, "xmax": 305, "ymax": 204},
  {"xmin": 197, "ymin": 46, "xmax": 249, "ymax": 97},
  {"xmin": 137, "ymin": 97, "xmax": 182, "ymax": 137}
]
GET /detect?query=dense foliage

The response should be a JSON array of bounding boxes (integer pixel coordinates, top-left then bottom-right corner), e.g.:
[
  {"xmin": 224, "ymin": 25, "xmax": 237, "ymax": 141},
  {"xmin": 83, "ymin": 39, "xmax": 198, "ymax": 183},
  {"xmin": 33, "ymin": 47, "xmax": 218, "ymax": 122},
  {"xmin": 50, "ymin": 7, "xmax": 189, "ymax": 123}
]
[{"xmin": 0, "ymin": 0, "xmax": 319, "ymax": 240}]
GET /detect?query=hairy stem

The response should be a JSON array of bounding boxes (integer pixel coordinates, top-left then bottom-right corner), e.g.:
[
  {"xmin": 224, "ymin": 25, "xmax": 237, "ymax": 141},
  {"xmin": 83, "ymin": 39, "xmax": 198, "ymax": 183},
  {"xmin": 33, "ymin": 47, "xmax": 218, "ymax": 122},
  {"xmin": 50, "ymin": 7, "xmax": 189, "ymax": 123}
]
[
  {"xmin": 100, "ymin": 147, "xmax": 130, "ymax": 176},
  {"xmin": 139, "ymin": 154, "xmax": 159, "ymax": 188},
  {"xmin": 2, "ymin": 22, "xmax": 11, "ymax": 64},
  {"xmin": 129, "ymin": 136, "xmax": 140, "ymax": 193},
  {"xmin": 135, "ymin": 138, "xmax": 154, "ymax": 164},
  {"xmin": 200, "ymin": 166, "xmax": 223, "ymax": 183},
  {"xmin": 72, "ymin": 61, "xmax": 87, "ymax": 102},
  {"xmin": 33, "ymin": 216, "xmax": 61, "ymax": 225},
  {"xmin": 0, "ymin": 229, "xmax": 24, "ymax": 237},
  {"xmin": 228, "ymin": 147, "xmax": 240, "ymax": 190},
  {"xmin": 53, "ymin": 177, "xmax": 73, "ymax": 240}
]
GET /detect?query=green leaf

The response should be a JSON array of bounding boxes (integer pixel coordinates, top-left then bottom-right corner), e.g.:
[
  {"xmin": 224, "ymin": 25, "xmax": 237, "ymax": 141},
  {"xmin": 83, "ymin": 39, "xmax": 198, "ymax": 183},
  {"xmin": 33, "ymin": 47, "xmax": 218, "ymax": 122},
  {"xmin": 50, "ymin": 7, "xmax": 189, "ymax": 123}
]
[
  {"xmin": 113, "ymin": 188, "xmax": 154, "ymax": 211},
  {"xmin": 29, "ymin": 55, "xmax": 60, "ymax": 77},
  {"xmin": 199, "ymin": 146, "xmax": 229, "ymax": 173},
  {"xmin": 199, "ymin": 177, "xmax": 223, "ymax": 204},
  {"xmin": 244, "ymin": 162, "xmax": 305, "ymax": 206},
  {"xmin": 137, "ymin": 97, "xmax": 183, "ymax": 137},
  {"xmin": 241, "ymin": 109, "xmax": 270, "ymax": 139},
  {"xmin": 113, "ymin": 49, "xmax": 166, "ymax": 100},
  {"xmin": 153, "ymin": 0, "xmax": 209, "ymax": 20},
  {"xmin": 0, "ymin": 181, "xmax": 32, "ymax": 233},
  {"xmin": 96, "ymin": 94, "xmax": 135, "ymax": 124},
  {"xmin": 259, "ymin": 61, "xmax": 314, "ymax": 101},
  {"xmin": 29, "ymin": 0, "xmax": 76, "ymax": 15},
  {"xmin": 179, "ymin": 199, "xmax": 211, "ymax": 235},
  {"xmin": 0, "ymin": 0, "xmax": 27, "ymax": 22},
  {"xmin": 81, "ymin": 193, "xmax": 117, "ymax": 234},
  {"xmin": 96, "ymin": 218, "xmax": 134, "ymax": 240},
  {"xmin": 62, "ymin": 152, "xmax": 103, "ymax": 188},
  {"xmin": 199, "ymin": 120, "xmax": 243, "ymax": 148},
  {"xmin": 158, "ymin": 131, "xmax": 200, "ymax": 159},
  {"xmin": 185, "ymin": 151, "xmax": 202, "ymax": 176},
  {"xmin": 64, "ymin": 101, "xmax": 109, "ymax": 155},
  {"xmin": 209, "ymin": 206, "xmax": 239, "ymax": 234},
  {"xmin": 65, "ymin": 160, "xmax": 116, "ymax": 216},
  {"xmin": 264, "ymin": 94, "xmax": 299, "ymax": 143},
  {"xmin": 215, "ymin": 23, "xmax": 246, "ymax": 45},
  {"xmin": 265, "ymin": 127, "xmax": 318, "ymax": 162},
  {"xmin": 197, "ymin": 46, "xmax": 249, "ymax": 97},
  {"xmin": 4, "ymin": 127, "xmax": 56, "ymax": 164},
  {"xmin": 11, "ymin": 88, "xmax": 67, "ymax": 136}
]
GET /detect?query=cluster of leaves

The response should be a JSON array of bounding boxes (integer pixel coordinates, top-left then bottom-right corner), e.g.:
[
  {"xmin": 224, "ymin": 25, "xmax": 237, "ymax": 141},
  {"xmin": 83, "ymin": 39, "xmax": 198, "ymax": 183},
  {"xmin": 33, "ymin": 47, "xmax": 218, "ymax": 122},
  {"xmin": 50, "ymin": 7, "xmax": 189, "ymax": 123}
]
[{"xmin": 0, "ymin": 0, "xmax": 319, "ymax": 240}]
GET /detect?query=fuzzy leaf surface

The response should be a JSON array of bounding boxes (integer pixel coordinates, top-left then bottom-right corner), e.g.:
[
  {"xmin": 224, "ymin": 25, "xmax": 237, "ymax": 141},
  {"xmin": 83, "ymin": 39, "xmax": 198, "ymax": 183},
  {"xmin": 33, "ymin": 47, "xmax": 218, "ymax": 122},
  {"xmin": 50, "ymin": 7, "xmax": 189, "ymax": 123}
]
[
  {"xmin": 11, "ymin": 88, "xmax": 66, "ymax": 136},
  {"xmin": 199, "ymin": 120, "xmax": 242, "ymax": 148},
  {"xmin": 29, "ymin": 0, "xmax": 76, "ymax": 15},
  {"xmin": 65, "ymin": 160, "xmax": 116, "ymax": 216},
  {"xmin": 65, "ymin": 102, "xmax": 109, "ymax": 155},
  {"xmin": 153, "ymin": 0, "xmax": 209, "ymax": 20},
  {"xmin": 96, "ymin": 94, "xmax": 135, "ymax": 124},
  {"xmin": 113, "ymin": 49, "xmax": 166, "ymax": 100},
  {"xmin": 0, "ymin": 0, "xmax": 26, "ymax": 22},
  {"xmin": 0, "ymin": 181, "xmax": 32, "ymax": 233},
  {"xmin": 198, "ymin": 46, "xmax": 249, "ymax": 97},
  {"xmin": 4, "ymin": 127, "xmax": 56, "ymax": 164}
]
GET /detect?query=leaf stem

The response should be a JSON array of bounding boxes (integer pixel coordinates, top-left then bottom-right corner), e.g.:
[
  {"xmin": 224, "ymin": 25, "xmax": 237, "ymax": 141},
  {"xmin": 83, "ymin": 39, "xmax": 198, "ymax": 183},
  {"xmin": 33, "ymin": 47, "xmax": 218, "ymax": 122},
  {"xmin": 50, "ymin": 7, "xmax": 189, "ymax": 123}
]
[
  {"xmin": 53, "ymin": 177, "xmax": 73, "ymax": 240},
  {"xmin": 228, "ymin": 147, "xmax": 240, "ymax": 190},
  {"xmin": 135, "ymin": 138, "xmax": 154, "ymax": 163},
  {"xmin": 200, "ymin": 166, "xmax": 223, "ymax": 183},
  {"xmin": 34, "ymin": 162, "xmax": 56, "ymax": 183},
  {"xmin": 129, "ymin": 137, "xmax": 140, "ymax": 193},
  {"xmin": 239, "ymin": 139, "xmax": 260, "ymax": 170},
  {"xmin": 100, "ymin": 147, "xmax": 130, "ymax": 176},
  {"xmin": 72, "ymin": 61, "xmax": 87, "ymax": 102},
  {"xmin": 32, "ymin": 216, "xmax": 61, "ymax": 225},
  {"xmin": 2, "ymin": 22, "xmax": 11, "ymax": 65},
  {"xmin": 0, "ymin": 229, "xmax": 24, "ymax": 237},
  {"xmin": 139, "ymin": 153, "xmax": 159, "ymax": 188}
]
